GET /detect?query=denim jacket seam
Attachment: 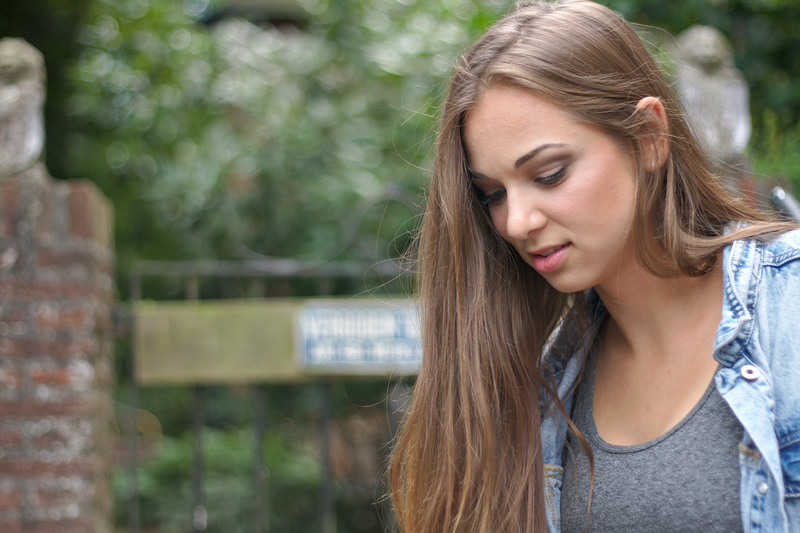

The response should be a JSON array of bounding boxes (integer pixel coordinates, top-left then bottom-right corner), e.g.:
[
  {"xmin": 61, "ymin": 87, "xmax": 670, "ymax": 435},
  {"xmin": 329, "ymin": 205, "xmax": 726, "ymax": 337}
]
[
  {"xmin": 716, "ymin": 240, "xmax": 756, "ymax": 366},
  {"xmin": 761, "ymin": 246, "xmax": 800, "ymax": 267},
  {"xmin": 778, "ymin": 429, "xmax": 800, "ymax": 448}
]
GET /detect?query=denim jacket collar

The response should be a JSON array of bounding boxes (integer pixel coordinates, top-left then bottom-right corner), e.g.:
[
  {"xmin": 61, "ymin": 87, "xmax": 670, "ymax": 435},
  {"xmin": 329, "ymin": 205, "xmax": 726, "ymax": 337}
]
[{"xmin": 541, "ymin": 232, "xmax": 800, "ymax": 532}]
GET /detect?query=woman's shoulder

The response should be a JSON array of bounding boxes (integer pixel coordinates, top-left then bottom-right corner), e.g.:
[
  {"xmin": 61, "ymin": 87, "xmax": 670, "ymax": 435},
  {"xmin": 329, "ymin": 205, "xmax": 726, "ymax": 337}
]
[
  {"xmin": 758, "ymin": 227, "xmax": 800, "ymax": 267},
  {"xmin": 734, "ymin": 228, "xmax": 800, "ymax": 311},
  {"xmin": 726, "ymin": 226, "xmax": 800, "ymax": 270}
]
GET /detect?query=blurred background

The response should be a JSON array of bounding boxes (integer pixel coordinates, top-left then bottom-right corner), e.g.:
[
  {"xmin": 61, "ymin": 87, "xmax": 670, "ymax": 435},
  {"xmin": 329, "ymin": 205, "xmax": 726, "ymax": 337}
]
[{"xmin": 1, "ymin": 0, "xmax": 799, "ymax": 531}]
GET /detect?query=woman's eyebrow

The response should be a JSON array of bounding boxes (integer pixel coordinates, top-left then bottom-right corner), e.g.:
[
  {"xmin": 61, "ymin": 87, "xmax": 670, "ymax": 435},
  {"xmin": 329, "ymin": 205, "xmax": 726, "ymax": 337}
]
[
  {"xmin": 469, "ymin": 142, "xmax": 567, "ymax": 180},
  {"xmin": 514, "ymin": 143, "xmax": 567, "ymax": 168}
]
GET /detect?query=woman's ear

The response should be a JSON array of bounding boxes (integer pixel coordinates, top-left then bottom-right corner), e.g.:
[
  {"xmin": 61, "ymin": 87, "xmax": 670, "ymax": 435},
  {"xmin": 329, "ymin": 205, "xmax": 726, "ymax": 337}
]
[{"xmin": 635, "ymin": 96, "xmax": 669, "ymax": 167}]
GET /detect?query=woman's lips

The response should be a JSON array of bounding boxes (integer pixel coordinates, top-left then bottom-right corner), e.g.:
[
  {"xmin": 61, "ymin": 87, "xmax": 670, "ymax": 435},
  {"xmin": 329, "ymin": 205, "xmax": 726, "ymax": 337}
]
[{"xmin": 530, "ymin": 243, "xmax": 571, "ymax": 273}]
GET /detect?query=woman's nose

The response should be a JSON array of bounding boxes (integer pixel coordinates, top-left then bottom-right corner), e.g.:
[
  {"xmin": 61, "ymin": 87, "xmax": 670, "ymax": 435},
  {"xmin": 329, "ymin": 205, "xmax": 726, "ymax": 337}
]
[{"xmin": 504, "ymin": 190, "xmax": 546, "ymax": 241}]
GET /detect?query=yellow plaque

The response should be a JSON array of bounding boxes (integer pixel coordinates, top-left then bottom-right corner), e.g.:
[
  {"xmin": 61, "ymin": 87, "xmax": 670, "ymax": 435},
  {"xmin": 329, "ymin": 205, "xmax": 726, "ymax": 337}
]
[
  {"xmin": 134, "ymin": 299, "xmax": 304, "ymax": 384},
  {"xmin": 134, "ymin": 298, "xmax": 421, "ymax": 385}
]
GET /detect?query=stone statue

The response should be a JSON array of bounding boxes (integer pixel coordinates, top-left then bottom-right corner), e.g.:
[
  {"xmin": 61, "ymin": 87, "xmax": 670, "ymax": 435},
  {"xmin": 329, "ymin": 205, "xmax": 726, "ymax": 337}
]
[
  {"xmin": 0, "ymin": 38, "xmax": 46, "ymax": 179},
  {"xmin": 674, "ymin": 25, "xmax": 751, "ymax": 169}
]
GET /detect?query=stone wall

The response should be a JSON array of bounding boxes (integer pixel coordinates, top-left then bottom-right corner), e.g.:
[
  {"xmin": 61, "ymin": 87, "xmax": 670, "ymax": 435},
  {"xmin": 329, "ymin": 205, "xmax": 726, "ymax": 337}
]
[{"xmin": 0, "ymin": 38, "xmax": 115, "ymax": 533}]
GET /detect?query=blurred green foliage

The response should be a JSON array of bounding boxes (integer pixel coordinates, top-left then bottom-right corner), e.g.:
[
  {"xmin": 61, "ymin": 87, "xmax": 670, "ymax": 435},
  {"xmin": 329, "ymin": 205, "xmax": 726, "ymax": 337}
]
[
  {"xmin": 46, "ymin": 0, "xmax": 511, "ymax": 297},
  {"xmin": 750, "ymin": 108, "xmax": 800, "ymax": 180},
  {"xmin": 605, "ymin": 0, "xmax": 800, "ymax": 181},
  {"xmin": 114, "ymin": 381, "xmax": 396, "ymax": 532},
  {"xmin": 2, "ymin": 0, "xmax": 799, "ymax": 292},
  {"xmin": 113, "ymin": 426, "xmax": 322, "ymax": 532},
  {"xmin": 64, "ymin": 0, "xmax": 237, "ymax": 283},
  {"xmin": 3, "ymin": 0, "xmax": 800, "ymax": 531}
]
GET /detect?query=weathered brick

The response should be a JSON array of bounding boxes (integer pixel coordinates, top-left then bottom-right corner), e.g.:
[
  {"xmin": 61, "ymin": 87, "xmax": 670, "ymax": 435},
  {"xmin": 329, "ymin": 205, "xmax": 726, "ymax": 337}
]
[
  {"xmin": 0, "ymin": 307, "xmax": 26, "ymax": 323},
  {"xmin": 0, "ymin": 243, "xmax": 20, "ymax": 273},
  {"xmin": 0, "ymin": 184, "xmax": 20, "ymax": 238},
  {"xmin": 66, "ymin": 183, "xmax": 92, "ymax": 241},
  {"xmin": 0, "ymin": 279, "xmax": 99, "ymax": 302},
  {"xmin": 66, "ymin": 181, "xmax": 112, "ymax": 247},
  {"xmin": 0, "ymin": 486, "xmax": 22, "ymax": 511},
  {"xmin": 0, "ymin": 457, "xmax": 105, "ymax": 477},
  {"xmin": 0, "ymin": 515, "xmax": 23, "ymax": 533},
  {"xmin": 0, "ymin": 339, "xmax": 22, "ymax": 357},
  {"xmin": 29, "ymin": 366, "xmax": 72, "ymax": 388},
  {"xmin": 31, "ymin": 482, "xmax": 90, "ymax": 514},
  {"xmin": 25, "ymin": 357, "xmax": 100, "ymax": 396},
  {"xmin": 32, "ymin": 431, "xmax": 86, "ymax": 456},
  {"xmin": 36, "ymin": 247, "xmax": 99, "ymax": 272},
  {"xmin": 0, "ymin": 41, "xmax": 115, "ymax": 532},
  {"xmin": 21, "ymin": 516, "xmax": 95, "ymax": 533},
  {"xmin": 92, "ymin": 357, "xmax": 114, "ymax": 389},
  {"xmin": 0, "ymin": 425, "xmax": 25, "ymax": 450},
  {"xmin": 0, "ymin": 336, "xmax": 100, "ymax": 360},
  {"xmin": 0, "ymin": 338, "xmax": 52, "ymax": 359},
  {"xmin": 56, "ymin": 336, "xmax": 100, "ymax": 360},
  {"xmin": 35, "ymin": 306, "xmax": 94, "ymax": 332},
  {"xmin": 0, "ymin": 398, "xmax": 98, "ymax": 418},
  {"xmin": 0, "ymin": 319, "xmax": 29, "ymax": 338},
  {"xmin": 0, "ymin": 363, "xmax": 22, "ymax": 391},
  {"xmin": 28, "ymin": 184, "xmax": 65, "ymax": 245}
]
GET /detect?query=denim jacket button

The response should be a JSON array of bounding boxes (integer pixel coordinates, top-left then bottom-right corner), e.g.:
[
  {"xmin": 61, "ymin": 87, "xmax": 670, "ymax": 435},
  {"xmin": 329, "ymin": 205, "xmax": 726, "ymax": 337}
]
[
  {"xmin": 757, "ymin": 482, "xmax": 769, "ymax": 495},
  {"xmin": 740, "ymin": 364, "xmax": 760, "ymax": 381}
]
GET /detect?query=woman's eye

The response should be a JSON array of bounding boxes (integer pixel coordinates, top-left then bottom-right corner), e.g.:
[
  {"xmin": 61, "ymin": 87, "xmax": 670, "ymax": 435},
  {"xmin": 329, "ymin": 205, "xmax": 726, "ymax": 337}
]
[
  {"xmin": 482, "ymin": 190, "xmax": 505, "ymax": 208},
  {"xmin": 473, "ymin": 185, "xmax": 505, "ymax": 208},
  {"xmin": 537, "ymin": 166, "xmax": 567, "ymax": 186}
]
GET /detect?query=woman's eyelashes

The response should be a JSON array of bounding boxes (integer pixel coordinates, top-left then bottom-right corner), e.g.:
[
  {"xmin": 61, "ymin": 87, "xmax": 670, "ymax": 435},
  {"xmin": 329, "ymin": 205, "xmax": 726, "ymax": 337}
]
[
  {"xmin": 477, "ymin": 188, "xmax": 505, "ymax": 209},
  {"xmin": 472, "ymin": 165, "xmax": 568, "ymax": 209},
  {"xmin": 537, "ymin": 165, "xmax": 567, "ymax": 186}
]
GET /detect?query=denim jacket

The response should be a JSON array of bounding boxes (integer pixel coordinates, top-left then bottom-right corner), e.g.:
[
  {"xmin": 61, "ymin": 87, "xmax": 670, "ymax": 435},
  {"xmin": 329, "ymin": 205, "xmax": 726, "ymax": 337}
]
[{"xmin": 541, "ymin": 230, "xmax": 800, "ymax": 532}]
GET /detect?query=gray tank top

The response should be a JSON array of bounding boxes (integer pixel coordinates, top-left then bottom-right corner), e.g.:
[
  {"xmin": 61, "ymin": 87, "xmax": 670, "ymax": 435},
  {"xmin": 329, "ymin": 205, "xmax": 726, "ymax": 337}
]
[{"xmin": 561, "ymin": 355, "xmax": 744, "ymax": 532}]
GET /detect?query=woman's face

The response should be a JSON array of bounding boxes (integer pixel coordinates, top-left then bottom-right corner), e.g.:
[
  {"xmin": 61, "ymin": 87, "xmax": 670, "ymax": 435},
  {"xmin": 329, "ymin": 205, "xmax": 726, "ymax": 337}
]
[{"xmin": 463, "ymin": 84, "xmax": 640, "ymax": 294}]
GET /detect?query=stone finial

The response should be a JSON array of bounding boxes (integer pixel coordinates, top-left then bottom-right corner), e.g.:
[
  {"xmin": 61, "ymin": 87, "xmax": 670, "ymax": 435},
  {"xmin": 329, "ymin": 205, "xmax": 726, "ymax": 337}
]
[
  {"xmin": 674, "ymin": 25, "xmax": 750, "ymax": 166},
  {"xmin": 0, "ymin": 38, "xmax": 46, "ymax": 179}
]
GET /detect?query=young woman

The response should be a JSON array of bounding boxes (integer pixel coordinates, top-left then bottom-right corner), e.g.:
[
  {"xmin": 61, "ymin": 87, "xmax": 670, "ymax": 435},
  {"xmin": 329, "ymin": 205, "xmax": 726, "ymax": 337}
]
[{"xmin": 388, "ymin": 1, "xmax": 800, "ymax": 532}]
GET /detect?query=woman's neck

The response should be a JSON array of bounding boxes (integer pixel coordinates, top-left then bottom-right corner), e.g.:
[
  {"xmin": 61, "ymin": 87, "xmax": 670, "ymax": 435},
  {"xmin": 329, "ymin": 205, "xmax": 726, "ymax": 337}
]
[
  {"xmin": 590, "ymin": 259, "xmax": 725, "ymax": 446},
  {"xmin": 593, "ymin": 260, "xmax": 724, "ymax": 363}
]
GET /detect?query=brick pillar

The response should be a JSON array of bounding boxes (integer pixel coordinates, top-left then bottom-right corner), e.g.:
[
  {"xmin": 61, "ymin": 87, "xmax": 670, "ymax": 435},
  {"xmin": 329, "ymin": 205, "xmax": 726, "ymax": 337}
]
[
  {"xmin": 0, "ymin": 176, "xmax": 116, "ymax": 532},
  {"xmin": 0, "ymin": 38, "xmax": 115, "ymax": 533}
]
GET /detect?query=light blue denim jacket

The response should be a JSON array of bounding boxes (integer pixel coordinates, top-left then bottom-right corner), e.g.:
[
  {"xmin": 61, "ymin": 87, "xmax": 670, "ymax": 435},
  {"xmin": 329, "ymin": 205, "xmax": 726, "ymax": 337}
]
[{"xmin": 541, "ymin": 230, "xmax": 800, "ymax": 532}]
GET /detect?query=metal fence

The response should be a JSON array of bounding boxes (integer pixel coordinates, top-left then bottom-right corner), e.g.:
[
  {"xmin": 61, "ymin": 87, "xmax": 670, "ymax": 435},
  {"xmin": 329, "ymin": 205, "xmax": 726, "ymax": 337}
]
[{"xmin": 121, "ymin": 257, "xmax": 412, "ymax": 533}]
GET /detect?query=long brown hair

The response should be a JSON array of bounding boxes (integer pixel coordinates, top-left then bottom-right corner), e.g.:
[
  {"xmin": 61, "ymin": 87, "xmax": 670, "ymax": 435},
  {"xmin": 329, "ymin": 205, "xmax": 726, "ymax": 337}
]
[{"xmin": 389, "ymin": 1, "xmax": 790, "ymax": 531}]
